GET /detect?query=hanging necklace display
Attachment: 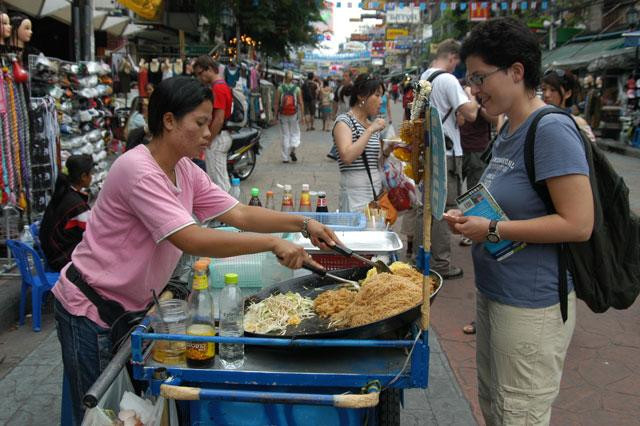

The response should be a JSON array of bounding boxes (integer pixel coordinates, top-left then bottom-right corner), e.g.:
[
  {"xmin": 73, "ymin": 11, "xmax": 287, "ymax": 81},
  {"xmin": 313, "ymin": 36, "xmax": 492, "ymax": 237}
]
[{"xmin": 1, "ymin": 66, "xmax": 14, "ymax": 204}]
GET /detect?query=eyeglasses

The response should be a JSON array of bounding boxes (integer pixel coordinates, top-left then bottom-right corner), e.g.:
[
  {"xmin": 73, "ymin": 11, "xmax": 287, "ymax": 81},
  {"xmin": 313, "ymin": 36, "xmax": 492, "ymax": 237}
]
[{"xmin": 467, "ymin": 67, "xmax": 506, "ymax": 87}]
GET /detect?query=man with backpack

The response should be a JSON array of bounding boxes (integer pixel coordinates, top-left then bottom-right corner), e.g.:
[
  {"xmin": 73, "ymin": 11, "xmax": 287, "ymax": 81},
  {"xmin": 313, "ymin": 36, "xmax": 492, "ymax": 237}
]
[
  {"xmin": 302, "ymin": 72, "xmax": 319, "ymax": 131},
  {"xmin": 194, "ymin": 55, "xmax": 233, "ymax": 191},
  {"xmin": 418, "ymin": 39, "xmax": 479, "ymax": 279},
  {"xmin": 274, "ymin": 70, "xmax": 304, "ymax": 163}
]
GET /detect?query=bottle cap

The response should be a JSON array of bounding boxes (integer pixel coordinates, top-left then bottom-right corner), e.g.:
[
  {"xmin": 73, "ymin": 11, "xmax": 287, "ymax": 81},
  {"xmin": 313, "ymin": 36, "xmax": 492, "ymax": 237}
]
[
  {"xmin": 224, "ymin": 273, "xmax": 238, "ymax": 285},
  {"xmin": 302, "ymin": 184, "xmax": 309, "ymax": 191},
  {"xmin": 251, "ymin": 188, "xmax": 260, "ymax": 197},
  {"xmin": 266, "ymin": 190, "xmax": 274, "ymax": 196},
  {"xmin": 284, "ymin": 184, "xmax": 292, "ymax": 191},
  {"xmin": 198, "ymin": 257, "xmax": 211, "ymax": 267},
  {"xmin": 318, "ymin": 191, "xmax": 326, "ymax": 197},
  {"xmin": 193, "ymin": 260, "xmax": 208, "ymax": 272},
  {"xmin": 231, "ymin": 177, "xmax": 240, "ymax": 186}
]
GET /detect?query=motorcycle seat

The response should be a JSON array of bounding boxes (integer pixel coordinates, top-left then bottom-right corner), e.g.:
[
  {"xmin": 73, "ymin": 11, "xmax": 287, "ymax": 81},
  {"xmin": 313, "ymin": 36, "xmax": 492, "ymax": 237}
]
[{"xmin": 230, "ymin": 127, "xmax": 259, "ymax": 143}]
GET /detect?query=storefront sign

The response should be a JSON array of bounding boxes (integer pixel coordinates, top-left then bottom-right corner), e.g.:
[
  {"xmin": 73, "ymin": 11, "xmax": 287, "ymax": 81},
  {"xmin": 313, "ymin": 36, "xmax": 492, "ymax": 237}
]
[
  {"xmin": 350, "ymin": 33, "xmax": 371, "ymax": 42},
  {"xmin": 469, "ymin": 2, "xmax": 490, "ymax": 21},
  {"xmin": 386, "ymin": 6, "xmax": 421, "ymax": 24},
  {"xmin": 304, "ymin": 51, "xmax": 372, "ymax": 63},
  {"xmin": 386, "ymin": 28, "xmax": 409, "ymax": 40}
]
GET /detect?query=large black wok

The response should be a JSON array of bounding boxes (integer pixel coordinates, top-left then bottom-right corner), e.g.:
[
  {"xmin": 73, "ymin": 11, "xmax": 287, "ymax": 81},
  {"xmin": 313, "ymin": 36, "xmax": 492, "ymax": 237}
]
[{"xmin": 244, "ymin": 266, "xmax": 443, "ymax": 340}]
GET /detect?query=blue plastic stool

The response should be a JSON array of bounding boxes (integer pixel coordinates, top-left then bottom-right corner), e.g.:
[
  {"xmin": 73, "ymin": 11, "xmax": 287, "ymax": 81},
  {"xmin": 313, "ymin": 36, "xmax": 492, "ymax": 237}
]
[
  {"xmin": 6, "ymin": 240, "xmax": 60, "ymax": 331},
  {"xmin": 632, "ymin": 127, "xmax": 640, "ymax": 148},
  {"xmin": 29, "ymin": 221, "xmax": 55, "ymax": 272}
]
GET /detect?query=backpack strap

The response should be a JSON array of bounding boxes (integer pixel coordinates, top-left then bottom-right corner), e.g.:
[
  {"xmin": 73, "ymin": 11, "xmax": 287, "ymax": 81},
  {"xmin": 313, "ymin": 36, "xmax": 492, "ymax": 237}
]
[
  {"xmin": 523, "ymin": 106, "xmax": 583, "ymax": 323},
  {"xmin": 426, "ymin": 70, "xmax": 454, "ymax": 124}
]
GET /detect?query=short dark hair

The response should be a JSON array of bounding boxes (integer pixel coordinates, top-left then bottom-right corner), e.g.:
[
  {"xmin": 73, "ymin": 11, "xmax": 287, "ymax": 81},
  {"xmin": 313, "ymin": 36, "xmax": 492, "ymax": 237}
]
[
  {"xmin": 66, "ymin": 154, "xmax": 94, "ymax": 183},
  {"xmin": 307, "ymin": 72, "xmax": 314, "ymax": 80},
  {"xmin": 542, "ymin": 69, "xmax": 579, "ymax": 107},
  {"xmin": 349, "ymin": 73, "xmax": 384, "ymax": 107},
  {"xmin": 436, "ymin": 39, "xmax": 461, "ymax": 58},
  {"xmin": 148, "ymin": 76, "xmax": 213, "ymax": 137},
  {"xmin": 460, "ymin": 17, "xmax": 541, "ymax": 91},
  {"xmin": 193, "ymin": 55, "xmax": 219, "ymax": 73}
]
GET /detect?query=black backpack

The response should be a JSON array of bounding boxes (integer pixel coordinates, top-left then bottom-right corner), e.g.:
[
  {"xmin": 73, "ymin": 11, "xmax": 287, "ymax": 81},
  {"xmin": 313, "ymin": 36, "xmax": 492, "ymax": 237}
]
[
  {"xmin": 302, "ymin": 80, "xmax": 316, "ymax": 103},
  {"xmin": 524, "ymin": 107, "xmax": 640, "ymax": 321}
]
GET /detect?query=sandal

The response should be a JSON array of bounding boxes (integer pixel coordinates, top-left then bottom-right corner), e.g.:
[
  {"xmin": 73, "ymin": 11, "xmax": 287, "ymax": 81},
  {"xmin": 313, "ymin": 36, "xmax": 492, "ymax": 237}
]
[{"xmin": 462, "ymin": 321, "xmax": 476, "ymax": 335}]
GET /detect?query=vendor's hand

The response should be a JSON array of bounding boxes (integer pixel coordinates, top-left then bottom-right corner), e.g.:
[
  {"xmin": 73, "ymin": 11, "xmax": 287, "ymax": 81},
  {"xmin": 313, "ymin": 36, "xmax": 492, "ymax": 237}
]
[
  {"xmin": 272, "ymin": 239, "xmax": 321, "ymax": 270},
  {"xmin": 443, "ymin": 209, "xmax": 464, "ymax": 234},
  {"xmin": 371, "ymin": 118, "xmax": 386, "ymax": 133},
  {"xmin": 306, "ymin": 219, "xmax": 341, "ymax": 250},
  {"xmin": 453, "ymin": 215, "xmax": 491, "ymax": 242}
]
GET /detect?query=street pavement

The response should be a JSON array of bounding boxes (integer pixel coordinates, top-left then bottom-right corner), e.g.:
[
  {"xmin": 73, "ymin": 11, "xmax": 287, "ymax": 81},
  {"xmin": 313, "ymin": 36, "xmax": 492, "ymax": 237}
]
[{"xmin": 0, "ymin": 100, "xmax": 639, "ymax": 425}]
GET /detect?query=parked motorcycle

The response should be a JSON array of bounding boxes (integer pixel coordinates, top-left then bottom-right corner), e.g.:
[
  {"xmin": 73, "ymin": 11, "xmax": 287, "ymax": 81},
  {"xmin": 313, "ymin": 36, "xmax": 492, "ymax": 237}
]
[{"xmin": 227, "ymin": 126, "xmax": 261, "ymax": 180}]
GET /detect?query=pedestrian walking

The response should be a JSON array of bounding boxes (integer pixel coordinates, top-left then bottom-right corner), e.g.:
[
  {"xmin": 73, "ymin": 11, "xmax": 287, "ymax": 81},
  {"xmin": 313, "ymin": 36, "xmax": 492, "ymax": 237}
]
[
  {"xmin": 194, "ymin": 55, "xmax": 233, "ymax": 192},
  {"xmin": 319, "ymin": 79, "xmax": 333, "ymax": 132},
  {"xmin": 419, "ymin": 39, "xmax": 479, "ymax": 279},
  {"xmin": 445, "ymin": 18, "xmax": 594, "ymax": 425},
  {"xmin": 302, "ymin": 72, "xmax": 319, "ymax": 131},
  {"xmin": 328, "ymin": 71, "xmax": 354, "ymax": 160},
  {"xmin": 274, "ymin": 70, "xmax": 304, "ymax": 163}
]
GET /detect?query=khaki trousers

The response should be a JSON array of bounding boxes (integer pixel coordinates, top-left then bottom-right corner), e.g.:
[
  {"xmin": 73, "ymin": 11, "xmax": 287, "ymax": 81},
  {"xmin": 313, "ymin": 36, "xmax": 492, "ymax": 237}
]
[{"xmin": 476, "ymin": 291, "xmax": 576, "ymax": 426}]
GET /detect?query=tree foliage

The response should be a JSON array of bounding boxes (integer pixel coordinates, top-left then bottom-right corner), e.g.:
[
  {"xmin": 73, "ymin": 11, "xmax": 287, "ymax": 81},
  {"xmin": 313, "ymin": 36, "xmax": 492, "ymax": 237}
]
[{"xmin": 195, "ymin": 0, "xmax": 322, "ymax": 59}]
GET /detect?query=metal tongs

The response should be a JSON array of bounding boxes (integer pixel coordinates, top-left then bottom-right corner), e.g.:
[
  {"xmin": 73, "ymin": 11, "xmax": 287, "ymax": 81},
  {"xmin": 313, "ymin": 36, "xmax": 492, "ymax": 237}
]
[
  {"xmin": 321, "ymin": 240, "xmax": 393, "ymax": 274},
  {"xmin": 300, "ymin": 262, "xmax": 361, "ymax": 291}
]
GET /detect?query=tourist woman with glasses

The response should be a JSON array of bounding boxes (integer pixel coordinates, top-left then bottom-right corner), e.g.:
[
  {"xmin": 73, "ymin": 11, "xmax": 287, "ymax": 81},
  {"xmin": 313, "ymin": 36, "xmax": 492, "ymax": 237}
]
[
  {"xmin": 541, "ymin": 68, "xmax": 596, "ymax": 142},
  {"xmin": 444, "ymin": 18, "xmax": 594, "ymax": 425}
]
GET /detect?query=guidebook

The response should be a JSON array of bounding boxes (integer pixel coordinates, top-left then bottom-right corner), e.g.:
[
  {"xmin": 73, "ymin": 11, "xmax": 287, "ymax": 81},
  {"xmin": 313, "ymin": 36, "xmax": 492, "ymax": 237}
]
[{"xmin": 456, "ymin": 183, "xmax": 526, "ymax": 261}]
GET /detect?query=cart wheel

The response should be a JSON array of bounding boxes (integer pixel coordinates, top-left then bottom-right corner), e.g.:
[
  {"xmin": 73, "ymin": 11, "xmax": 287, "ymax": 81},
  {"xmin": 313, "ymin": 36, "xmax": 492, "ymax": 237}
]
[{"xmin": 377, "ymin": 388, "xmax": 401, "ymax": 426}]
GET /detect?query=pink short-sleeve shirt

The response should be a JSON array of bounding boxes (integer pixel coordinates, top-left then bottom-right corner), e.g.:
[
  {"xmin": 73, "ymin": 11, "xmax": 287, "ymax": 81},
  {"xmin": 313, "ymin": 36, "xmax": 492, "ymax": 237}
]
[{"xmin": 52, "ymin": 145, "xmax": 238, "ymax": 328}]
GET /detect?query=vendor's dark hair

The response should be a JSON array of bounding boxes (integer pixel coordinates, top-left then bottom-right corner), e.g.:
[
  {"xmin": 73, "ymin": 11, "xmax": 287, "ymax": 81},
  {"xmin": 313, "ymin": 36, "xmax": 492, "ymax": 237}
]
[
  {"xmin": 50, "ymin": 154, "xmax": 93, "ymax": 207},
  {"xmin": 542, "ymin": 69, "xmax": 578, "ymax": 107},
  {"xmin": 148, "ymin": 76, "xmax": 213, "ymax": 137},
  {"xmin": 460, "ymin": 17, "xmax": 541, "ymax": 91},
  {"xmin": 349, "ymin": 73, "xmax": 384, "ymax": 107}
]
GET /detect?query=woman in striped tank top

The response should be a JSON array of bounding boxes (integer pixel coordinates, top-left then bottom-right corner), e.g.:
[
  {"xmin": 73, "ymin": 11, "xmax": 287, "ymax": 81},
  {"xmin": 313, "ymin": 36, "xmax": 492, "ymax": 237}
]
[{"xmin": 332, "ymin": 74, "xmax": 390, "ymax": 212}]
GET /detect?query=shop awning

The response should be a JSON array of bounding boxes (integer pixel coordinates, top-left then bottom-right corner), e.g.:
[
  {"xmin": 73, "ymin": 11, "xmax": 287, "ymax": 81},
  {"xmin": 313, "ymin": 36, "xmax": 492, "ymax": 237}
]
[
  {"xmin": 101, "ymin": 16, "xmax": 130, "ymax": 36},
  {"xmin": 542, "ymin": 37, "xmax": 635, "ymax": 70}
]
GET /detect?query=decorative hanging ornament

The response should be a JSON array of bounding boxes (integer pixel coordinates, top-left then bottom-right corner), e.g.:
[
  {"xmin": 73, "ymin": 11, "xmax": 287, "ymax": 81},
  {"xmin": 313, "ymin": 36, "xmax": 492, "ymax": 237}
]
[{"xmin": 12, "ymin": 59, "xmax": 28, "ymax": 84}]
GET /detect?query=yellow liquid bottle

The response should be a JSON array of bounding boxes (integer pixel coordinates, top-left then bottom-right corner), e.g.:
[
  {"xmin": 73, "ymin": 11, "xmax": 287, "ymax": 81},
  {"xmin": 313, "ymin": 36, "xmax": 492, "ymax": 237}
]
[{"xmin": 186, "ymin": 263, "xmax": 216, "ymax": 368}]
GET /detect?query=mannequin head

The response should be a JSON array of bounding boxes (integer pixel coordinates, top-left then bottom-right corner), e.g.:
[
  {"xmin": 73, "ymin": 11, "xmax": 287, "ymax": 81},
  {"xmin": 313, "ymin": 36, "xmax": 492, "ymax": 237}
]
[
  {"xmin": 10, "ymin": 14, "xmax": 31, "ymax": 49},
  {"xmin": 0, "ymin": 11, "xmax": 10, "ymax": 45}
]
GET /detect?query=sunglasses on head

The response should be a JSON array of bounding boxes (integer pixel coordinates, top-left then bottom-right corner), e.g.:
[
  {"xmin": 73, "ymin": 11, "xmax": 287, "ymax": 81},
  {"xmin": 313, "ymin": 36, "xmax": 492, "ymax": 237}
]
[{"xmin": 544, "ymin": 68, "xmax": 566, "ymax": 78}]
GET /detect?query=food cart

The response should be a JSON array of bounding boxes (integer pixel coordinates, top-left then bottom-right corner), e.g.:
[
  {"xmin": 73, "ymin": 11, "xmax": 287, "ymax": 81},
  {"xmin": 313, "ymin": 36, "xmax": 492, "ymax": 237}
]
[{"xmin": 83, "ymin": 80, "xmax": 443, "ymax": 426}]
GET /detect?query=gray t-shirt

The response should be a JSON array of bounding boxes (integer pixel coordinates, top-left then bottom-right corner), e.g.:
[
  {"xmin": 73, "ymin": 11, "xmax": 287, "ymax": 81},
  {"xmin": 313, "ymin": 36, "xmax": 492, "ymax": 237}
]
[{"xmin": 473, "ymin": 107, "xmax": 589, "ymax": 308}]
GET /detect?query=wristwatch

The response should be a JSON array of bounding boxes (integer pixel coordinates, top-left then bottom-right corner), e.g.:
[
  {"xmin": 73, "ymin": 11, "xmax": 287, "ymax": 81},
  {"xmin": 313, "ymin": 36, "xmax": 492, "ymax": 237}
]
[
  {"xmin": 301, "ymin": 217, "xmax": 311, "ymax": 239},
  {"xmin": 486, "ymin": 220, "xmax": 501, "ymax": 243}
]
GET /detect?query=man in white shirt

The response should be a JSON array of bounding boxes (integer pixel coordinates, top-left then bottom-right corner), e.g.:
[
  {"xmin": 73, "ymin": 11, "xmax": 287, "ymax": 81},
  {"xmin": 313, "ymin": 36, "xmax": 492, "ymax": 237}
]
[{"xmin": 419, "ymin": 39, "xmax": 479, "ymax": 279}]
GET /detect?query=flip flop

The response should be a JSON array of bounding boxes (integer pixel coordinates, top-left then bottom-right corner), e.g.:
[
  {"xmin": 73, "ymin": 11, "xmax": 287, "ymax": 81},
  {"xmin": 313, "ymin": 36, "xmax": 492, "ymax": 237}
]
[{"xmin": 463, "ymin": 321, "xmax": 476, "ymax": 335}]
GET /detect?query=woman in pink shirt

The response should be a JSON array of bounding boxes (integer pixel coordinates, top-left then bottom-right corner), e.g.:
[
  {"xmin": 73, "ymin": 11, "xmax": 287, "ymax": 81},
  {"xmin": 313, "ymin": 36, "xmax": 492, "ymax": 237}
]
[{"xmin": 52, "ymin": 76, "xmax": 339, "ymax": 424}]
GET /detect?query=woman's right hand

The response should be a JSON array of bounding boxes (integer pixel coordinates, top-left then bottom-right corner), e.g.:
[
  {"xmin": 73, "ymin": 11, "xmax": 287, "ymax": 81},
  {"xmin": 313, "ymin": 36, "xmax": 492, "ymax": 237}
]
[
  {"xmin": 370, "ymin": 117, "xmax": 386, "ymax": 133},
  {"xmin": 272, "ymin": 239, "xmax": 320, "ymax": 270},
  {"xmin": 443, "ymin": 209, "xmax": 465, "ymax": 234}
]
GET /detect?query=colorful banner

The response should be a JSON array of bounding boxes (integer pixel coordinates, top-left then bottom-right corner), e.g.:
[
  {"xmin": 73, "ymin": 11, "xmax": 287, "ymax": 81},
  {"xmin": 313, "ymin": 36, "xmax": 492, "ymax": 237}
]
[
  {"xmin": 303, "ymin": 51, "xmax": 372, "ymax": 63},
  {"xmin": 386, "ymin": 5, "xmax": 421, "ymax": 24},
  {"xmin": 116, "ymin": 0, "xmax": 162, "ymax": 20}
]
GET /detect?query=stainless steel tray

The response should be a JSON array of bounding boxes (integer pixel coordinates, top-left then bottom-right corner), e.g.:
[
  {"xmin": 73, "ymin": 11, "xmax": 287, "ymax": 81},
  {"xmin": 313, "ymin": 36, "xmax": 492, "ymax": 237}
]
[{"xmin": 289, "ymin": 231, "xmax": 403, "ymax": 253}]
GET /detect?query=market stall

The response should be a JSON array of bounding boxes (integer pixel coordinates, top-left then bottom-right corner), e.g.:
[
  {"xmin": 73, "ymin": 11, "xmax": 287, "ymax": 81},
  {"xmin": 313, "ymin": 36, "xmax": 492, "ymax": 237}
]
[{"xmin": 81, "ymin": 80, "xmax": 445, "ymax": 426}]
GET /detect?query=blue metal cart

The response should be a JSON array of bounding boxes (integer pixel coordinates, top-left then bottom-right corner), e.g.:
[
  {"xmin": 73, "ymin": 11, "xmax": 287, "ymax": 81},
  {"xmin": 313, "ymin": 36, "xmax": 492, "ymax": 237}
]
[{"xmin": 130, "ymin": 320, "xmax": 430, "ymax": 425}]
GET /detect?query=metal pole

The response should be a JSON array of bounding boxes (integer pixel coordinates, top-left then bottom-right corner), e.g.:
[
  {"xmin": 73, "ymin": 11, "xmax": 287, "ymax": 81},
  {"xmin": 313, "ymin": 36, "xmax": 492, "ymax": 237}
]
[
  {"xmin": 81, "ymin": 0, "xmax": 94, "ymax": 61},
  {"xmin": 83, "ymin": 340, "xmax": 131, "ymax": 408},
  {"xmin": 72, "ymin": 0, "xmax": 81, "ymax": 61}
]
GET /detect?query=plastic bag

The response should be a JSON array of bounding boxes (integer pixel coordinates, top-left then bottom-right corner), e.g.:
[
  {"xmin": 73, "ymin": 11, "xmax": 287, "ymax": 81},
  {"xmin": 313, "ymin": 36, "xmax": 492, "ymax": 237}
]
[
  {"xmin": 82, "ymin": 368, "xmax": 134, "ymax": 426},
  {"xmin": 381, "ymin": 154, "xmax": 419, "ymax": 210},
  {"xmin": 382, "ymin": 123, "xmax": 396, "ymax": 140}
]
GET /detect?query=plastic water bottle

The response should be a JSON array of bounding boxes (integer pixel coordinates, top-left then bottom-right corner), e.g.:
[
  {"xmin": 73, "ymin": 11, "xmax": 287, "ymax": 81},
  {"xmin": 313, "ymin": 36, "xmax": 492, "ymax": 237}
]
[
  {"xmin": 219, "ymin": 273, "xmax": 244, "ymax": 369},
  {"xmin": 230, "ymin": 177, "xmax": 242, "ymax": 200},
  {"xmin": 280, "ymin": 184, "xmax": 294, "ymax": 212},
  {"xmin": 20, "ymin": 225, "xmax": 35, "ymax": 272},
  {"xmin": 265, "ymin": 190, "xmax": 275, "ymax": 210}
]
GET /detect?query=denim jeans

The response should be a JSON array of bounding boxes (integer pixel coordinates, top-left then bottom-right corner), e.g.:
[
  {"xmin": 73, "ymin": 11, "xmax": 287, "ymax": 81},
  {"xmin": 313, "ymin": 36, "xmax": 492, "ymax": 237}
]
[{"xmin": 54, "ymin": 299, "xmax": 113, "ymax": 425}]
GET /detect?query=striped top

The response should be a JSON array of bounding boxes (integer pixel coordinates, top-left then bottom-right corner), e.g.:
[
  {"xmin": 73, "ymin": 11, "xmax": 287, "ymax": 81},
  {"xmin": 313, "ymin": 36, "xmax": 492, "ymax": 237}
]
[{"xmin": 333, "ymin": 113, "xmax": 381, "ymax": 172}]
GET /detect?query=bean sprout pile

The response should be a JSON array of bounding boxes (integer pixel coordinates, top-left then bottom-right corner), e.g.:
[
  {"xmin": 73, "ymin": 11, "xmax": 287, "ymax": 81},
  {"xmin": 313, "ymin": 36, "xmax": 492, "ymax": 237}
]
[{"xmin": 244, "ymin": 292, "xmax": 315, "ymax": 335}]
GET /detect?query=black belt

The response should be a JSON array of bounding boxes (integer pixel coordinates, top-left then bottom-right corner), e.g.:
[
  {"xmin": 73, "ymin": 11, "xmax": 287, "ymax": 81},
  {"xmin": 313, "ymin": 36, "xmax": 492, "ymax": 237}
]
[{"xmin": 66, "ymin": 263, "xmax": 127, "ymax": 327}]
